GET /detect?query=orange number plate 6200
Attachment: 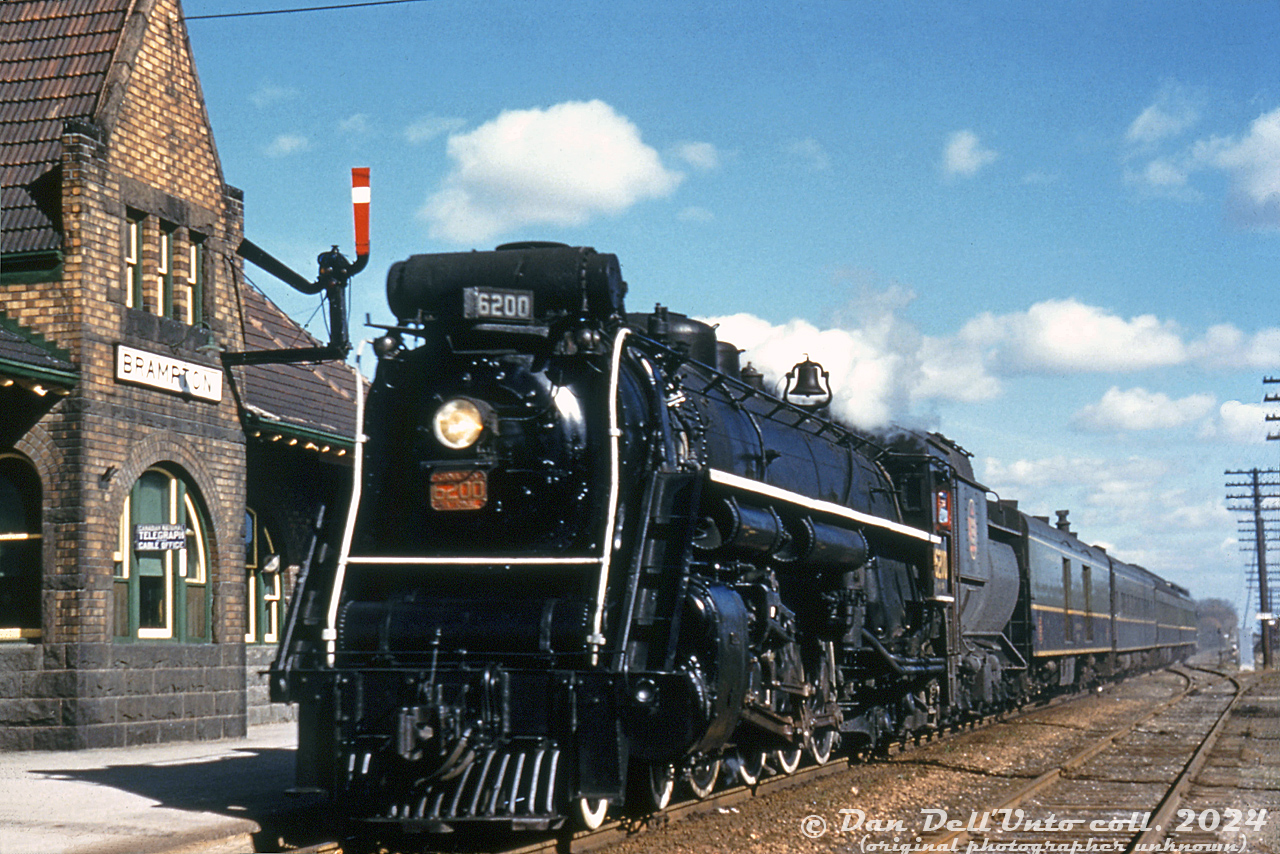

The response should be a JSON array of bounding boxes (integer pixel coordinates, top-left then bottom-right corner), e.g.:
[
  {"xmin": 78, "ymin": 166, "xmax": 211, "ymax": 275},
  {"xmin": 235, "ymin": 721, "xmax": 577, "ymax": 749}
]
[{"xmin": 430, "ymin": 470, "xmax": 488, "ymax": 511}]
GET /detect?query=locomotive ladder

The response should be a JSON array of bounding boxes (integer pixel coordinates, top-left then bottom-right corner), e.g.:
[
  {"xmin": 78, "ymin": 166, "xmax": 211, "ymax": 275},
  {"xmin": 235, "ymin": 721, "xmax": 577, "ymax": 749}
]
[{"xmin": 613, "ymin": 468, "xmax": 705, "ymax": 672}]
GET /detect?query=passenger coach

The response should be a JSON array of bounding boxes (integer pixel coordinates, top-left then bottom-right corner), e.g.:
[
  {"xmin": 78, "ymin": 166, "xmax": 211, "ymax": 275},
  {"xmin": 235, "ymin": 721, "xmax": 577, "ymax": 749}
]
[{"xmin": 1005, "ymin": 508, "xmax": 1195, "ymax": 688}]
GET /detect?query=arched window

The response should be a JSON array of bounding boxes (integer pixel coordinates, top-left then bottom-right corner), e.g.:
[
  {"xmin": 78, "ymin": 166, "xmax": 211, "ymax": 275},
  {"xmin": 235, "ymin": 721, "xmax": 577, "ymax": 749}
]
[
  {"xmin": 113, "ymin": 466, "xmax": 211, "ymax": 642},
  {"xmin": 244, "ymin": 508, "xmax": 282, "ymax": 644},
  {"xmin": 0, "ymin": 454, "xmax": 41, "ymax": 640}
]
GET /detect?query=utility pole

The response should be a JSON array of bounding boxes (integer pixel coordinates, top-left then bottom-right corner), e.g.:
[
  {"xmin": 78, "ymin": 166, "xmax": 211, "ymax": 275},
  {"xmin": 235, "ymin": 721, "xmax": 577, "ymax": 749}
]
[
  {"xmin": 1265, "ymin": 376, "xmax": 1280, "ymax": 440},
  {"xmin": 1225, "ymin": 467, "xmax": 1278, "ymax": 669}
]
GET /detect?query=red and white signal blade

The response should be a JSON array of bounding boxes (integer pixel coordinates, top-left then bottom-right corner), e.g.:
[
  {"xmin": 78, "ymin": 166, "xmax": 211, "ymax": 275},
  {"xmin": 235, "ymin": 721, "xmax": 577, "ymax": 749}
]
[{"xmin": 351, "ymin": 167, "xmax": 370, "ymax": 257}]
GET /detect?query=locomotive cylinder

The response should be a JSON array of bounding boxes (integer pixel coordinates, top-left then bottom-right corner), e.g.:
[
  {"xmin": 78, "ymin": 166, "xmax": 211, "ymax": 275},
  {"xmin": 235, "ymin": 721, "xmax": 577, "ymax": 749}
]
[{"xmin": 774, "ymin": 517, "xmax": 870, "ymax": 572}]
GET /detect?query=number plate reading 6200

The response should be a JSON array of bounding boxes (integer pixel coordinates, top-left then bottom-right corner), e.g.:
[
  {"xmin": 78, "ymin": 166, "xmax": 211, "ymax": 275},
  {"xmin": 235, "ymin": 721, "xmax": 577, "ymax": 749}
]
[
  {"xmin": 430, "ymin": 470, "xmax": 488, "ymax": 511},
  {"xmin": 463, "ymin": 287, "xmax": 534, "ymax": 322}
]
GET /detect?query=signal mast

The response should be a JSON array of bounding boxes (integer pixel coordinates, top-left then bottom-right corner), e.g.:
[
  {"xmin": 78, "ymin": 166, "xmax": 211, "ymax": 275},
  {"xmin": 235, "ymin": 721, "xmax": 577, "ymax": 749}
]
[{"xmin": 221, "ymin": 168, "xmax": 368, "ymax": 368}]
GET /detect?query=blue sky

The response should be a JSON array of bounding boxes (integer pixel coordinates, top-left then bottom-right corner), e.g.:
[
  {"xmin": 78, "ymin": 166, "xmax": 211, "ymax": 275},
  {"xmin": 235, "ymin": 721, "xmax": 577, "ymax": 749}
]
[{"xmin": 184, "ymin": 0, "xmax": 1280, "ymax": 617}]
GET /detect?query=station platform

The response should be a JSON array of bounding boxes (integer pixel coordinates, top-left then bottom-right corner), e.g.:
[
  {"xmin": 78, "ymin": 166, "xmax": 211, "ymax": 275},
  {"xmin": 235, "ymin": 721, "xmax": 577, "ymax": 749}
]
[{"xmin": 0, "ymin": 721, "xmax": 326, "ymax": 854}]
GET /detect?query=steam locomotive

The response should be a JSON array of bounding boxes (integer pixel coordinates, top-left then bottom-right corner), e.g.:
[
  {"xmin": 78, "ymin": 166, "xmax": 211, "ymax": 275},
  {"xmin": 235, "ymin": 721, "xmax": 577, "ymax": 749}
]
[{"xmin": 268, "ymin": 243, "xmax": 1195, "ymax": 840}]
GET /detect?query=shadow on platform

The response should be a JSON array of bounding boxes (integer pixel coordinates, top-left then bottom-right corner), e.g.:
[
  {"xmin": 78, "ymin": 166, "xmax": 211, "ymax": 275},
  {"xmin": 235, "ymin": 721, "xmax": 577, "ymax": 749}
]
[{"xmin": 31, "ymin": 745, "xmax": 335, "ymax": 852}]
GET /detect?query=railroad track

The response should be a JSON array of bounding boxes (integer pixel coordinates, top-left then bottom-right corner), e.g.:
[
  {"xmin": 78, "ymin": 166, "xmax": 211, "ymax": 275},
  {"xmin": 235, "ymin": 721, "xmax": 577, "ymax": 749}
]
[
  {"xmin": 525, "ymin": 752, "xmax": 860, "ymax": 854},
  {"xmin": 921, "ymin": 666, "xmax": 1258, "ymax": 854},
  {"xmin": 273, "ymin": 751, "xmax": 853, "ymax": 854},
  {"xmin": 494, "ymin": 670, "xmax": 1149, "ymax": 853},
  {"xmin": 429, "ymin": 678, "xmax": 1101, "ymax": 852},
  {"xmin": 281, "ymin": 667, "xmax": 1253, "ymax": 854}
]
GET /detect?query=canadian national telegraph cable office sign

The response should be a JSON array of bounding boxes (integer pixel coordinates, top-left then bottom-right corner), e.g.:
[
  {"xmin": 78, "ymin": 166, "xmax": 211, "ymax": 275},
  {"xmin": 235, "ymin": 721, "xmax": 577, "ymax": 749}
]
[
  {"xmin": 134, "ymin": 523, "xmax": 187, "ymax": 551},
  {"xmin": 115, "ymin": 344, "xmax": 222, "ymax": 402}
]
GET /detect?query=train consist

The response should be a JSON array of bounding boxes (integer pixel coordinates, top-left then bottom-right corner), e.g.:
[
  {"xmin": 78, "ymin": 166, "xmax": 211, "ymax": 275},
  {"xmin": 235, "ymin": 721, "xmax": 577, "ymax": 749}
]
[{"xmin": 269, "ymin": 243, "xmax": 1195, "ymax": 840}]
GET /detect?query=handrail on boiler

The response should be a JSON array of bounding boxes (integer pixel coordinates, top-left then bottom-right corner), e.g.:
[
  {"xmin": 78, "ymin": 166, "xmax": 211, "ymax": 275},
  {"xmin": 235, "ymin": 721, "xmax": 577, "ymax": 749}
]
[{"xmin": 322, "ymin": 330, "xmax": 633, "ymax": 665}]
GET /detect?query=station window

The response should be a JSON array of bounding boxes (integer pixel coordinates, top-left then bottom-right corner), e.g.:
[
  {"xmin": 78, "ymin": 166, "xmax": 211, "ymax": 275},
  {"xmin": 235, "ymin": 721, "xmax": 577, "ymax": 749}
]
[
  {"xmin": 186, "ymin": 233, "xmax": 206, "ymax": 326},
  {"xmin": 158, "ymin": 224, "xmax": 176, "ymax": 318},
  {"xmin": 123, "ymin": 212, "xmax": 144, "ymax": 309},
  {"xmin": 244, "ymin": 508, "xmax": 282, "ymax": 644},
  {"xmin": 0, "ymin": 455, "xmax": 42, "ymax": 641},
  {"xmin": 113, "ymin": 467, "xmax": 211, "ymax": 642}
]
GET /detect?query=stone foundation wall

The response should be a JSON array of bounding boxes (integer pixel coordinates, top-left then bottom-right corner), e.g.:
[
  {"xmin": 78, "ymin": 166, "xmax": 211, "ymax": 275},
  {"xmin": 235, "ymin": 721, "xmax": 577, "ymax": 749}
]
[
  {"xmin": 0, "ymin": 641, "xmax": 246, "ymax": 750},
  {"xmin": 245, "ymin": 644, "xmax": 295, "ymax": 727}
]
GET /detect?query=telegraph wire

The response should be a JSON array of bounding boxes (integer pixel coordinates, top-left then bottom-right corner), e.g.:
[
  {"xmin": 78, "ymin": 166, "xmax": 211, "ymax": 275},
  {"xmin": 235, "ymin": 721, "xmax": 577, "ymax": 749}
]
[{"xmin": 187, "ymin": 0, "xmax": 430, "ymax": 20}]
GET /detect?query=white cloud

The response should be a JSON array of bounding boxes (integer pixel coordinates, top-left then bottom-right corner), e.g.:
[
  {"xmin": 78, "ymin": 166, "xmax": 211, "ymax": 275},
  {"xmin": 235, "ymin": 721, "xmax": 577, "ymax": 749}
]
[
  {"xmin": 1126, "ymin": 86, "xmax": 1200, "ymax": 147},
  {"xmin": 1011, "ymin": 301, "xmax": 1177, "ymax": 370},
  {"xmin": 916, "ymin": 334, "xmax": 1002, "ymax": 402},
  {"xmin": 981, "ymin": 299, "xmax": 1186, "ymax": 372},
  {"xmin": 678, "ymin": 206, "xmax": 714, "ymax": 223},
  {"xmin": 981, "ymin": 455, "xmax": 1172, "ymax": 518},
  {"xmin": 982, "ymin": 454, "xmax": 1170, "ymax": 501},
  {"xmin": 674, "ymin": 141, "xmax": 721, "ymax": 171},
  {"xmin": 786, "ymin": 137, "xmax": 831, "ymax": 172},
  {"xmin": 942, "ymin": 301, "xmax": 1280, "ymax": 378},
  {"xmin": 1137, "ymin": 157, "xmax": 1193, "ymax": 192},
  {"xmin": 419, "ymin": 100, "xmax": 683, "ymax": 243},
  {"xmin": 701, "ymin": 292, "xmax": 1280, "ymax": 429},
  {"xmin": 1125, "ymin": 100, "xmax": 1280, "ymax": 227},
  {"xmin": 1200, "ymin": 400, "xmax": 1268, "ymax": 445},
  {"xmin": 1021, "ymin": 171, "xmax": 1058, "ymax": 186},
  {"xmin": 980, "ymin": 451, "xmax": 1235, "ymax": 586},
  {"xmin": 1123, "ymin": 150, "xmax": 1205, "ymax": 201},
  {"xmin": 249, "ymin": 83, "xmax": 297, "ymax": 108},
  {"xmin": 1188, "ymin": 324, "xmax": 1280, "ymax": 369},
  {"xmin": 1167, "ymin": 499, "xmax": 1232, "ymax": 532},
  {"xmin": 339, "ymin": 113, "xmax": 370, "ymax": 135},
  {"xmin": 943, "ymin": 130, "xmax": 997, "ymax": 178},
  {"xmin": 264, "ymin": 134, "xmax": 309, "ymax": 157},
  {"xmin": 1196, "ymin": 107, "xmax": 1280, "ymax": 228},
  {"xmin": 1072, "ymin": 386, "xmax": 1216, "ymax": 433},
  {"xmin": 706, "ymin": 290, "xmax": 923, "ymax": 429},
  {"xmin": 404, "ymin": 114, "xmax": 466, "ymax": 145}
]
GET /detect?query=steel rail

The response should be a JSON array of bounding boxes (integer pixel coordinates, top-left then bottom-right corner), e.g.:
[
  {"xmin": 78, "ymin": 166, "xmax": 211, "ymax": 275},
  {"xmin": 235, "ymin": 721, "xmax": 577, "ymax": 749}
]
[
  {"xmin": 289, "ymin": 670, "xmax": 1201, "ymax": 853},
  {"xmin": 500, "ymin": 674, "xmax": 1160, "ymax": 853},
  {"xmin": 920, "ymin": 666, "xmax": 1237, "ymax": 853},
  {"xmin": 1124, "ymin": 667, "xmax": 1250, "ymax": 853},
  {"xmin": 499, "ymin": 756, "xmax": 856, "ymax": 854}
]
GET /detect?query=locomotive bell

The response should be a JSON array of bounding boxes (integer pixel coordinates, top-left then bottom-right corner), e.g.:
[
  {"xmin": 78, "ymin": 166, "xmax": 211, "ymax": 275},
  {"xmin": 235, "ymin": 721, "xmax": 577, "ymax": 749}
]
[{"xmin": 784, "ymin": 356, "xmax": 833, "ymax": 409}]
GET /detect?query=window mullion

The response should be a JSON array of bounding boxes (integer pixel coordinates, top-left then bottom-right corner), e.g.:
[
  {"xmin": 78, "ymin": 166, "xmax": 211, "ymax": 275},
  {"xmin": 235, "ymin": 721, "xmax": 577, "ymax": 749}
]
[
  {"xmin": 173, "ymin": 477, "xmax": 187, "ymax": 641},
  {"xmin": 128, "ymin": 482, "xmax": 141, "ymax": 638}
]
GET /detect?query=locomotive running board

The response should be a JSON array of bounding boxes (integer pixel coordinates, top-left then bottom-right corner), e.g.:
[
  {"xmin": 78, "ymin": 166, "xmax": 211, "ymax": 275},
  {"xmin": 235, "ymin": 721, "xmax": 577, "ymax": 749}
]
[{"xmin": 706, "ymin": 469, "xmax": 941, "ymax": 545}]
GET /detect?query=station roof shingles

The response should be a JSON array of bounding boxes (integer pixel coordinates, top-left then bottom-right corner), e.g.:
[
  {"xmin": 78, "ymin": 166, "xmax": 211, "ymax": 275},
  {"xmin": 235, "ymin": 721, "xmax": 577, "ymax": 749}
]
[
  {"xmin": 0, "ymin": 1, "xmax": 131, "ymax": 255},
  {"xmin": 236, "ymin": 283, "xmax": 361, "ymax": 449},
  {"xmin": 0, "ymin": 311, "xmax": 77, "ymax": 387},
  {"xmin": 0, "ymin": 0, "xmax": 359, "ymax": 454}
]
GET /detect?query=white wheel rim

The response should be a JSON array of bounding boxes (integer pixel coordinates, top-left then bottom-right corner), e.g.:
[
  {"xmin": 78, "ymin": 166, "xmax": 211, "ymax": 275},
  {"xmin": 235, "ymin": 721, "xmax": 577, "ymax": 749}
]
[
  {"xmin": 730, "ymin": 748, "xmax": 765, "ymax": 785},
  {"xmin": 775, "ymin": 747, "xmax": 802, "ymax": 774},
  {"xmin": 688, "ymin": 759, "xmax": 719, "ymax": 799},
  {"xmin": 810, "ymin": 729, "xmax": 837, "ymax": 765},
  {"xmin": 649, "ymin": 765, "xmax": 674, "ymax": 810},
  {"xmin": 577, "ymin": 798, "xmax": 608, "ymax": 830}
]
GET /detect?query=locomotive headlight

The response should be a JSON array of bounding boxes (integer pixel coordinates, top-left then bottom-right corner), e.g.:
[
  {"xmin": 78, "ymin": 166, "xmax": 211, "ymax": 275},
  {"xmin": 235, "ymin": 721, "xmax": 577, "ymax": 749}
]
[{"xmin": 433, "ymin": 398, "xmax": 486, "ymax": 450}]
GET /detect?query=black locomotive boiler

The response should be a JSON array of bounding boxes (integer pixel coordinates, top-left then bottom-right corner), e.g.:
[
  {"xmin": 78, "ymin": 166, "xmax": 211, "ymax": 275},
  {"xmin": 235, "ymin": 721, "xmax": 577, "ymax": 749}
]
[{"xmin": 269, "ymin": 243, "xmax": 1194, "ymax": 839}]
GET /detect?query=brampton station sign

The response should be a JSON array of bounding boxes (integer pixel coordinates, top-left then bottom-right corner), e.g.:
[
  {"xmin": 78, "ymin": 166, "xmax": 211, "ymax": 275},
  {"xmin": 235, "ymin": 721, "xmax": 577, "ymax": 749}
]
[{"xmin": 115, "ymin": 344, "xmax": 222, "ymax": 403}]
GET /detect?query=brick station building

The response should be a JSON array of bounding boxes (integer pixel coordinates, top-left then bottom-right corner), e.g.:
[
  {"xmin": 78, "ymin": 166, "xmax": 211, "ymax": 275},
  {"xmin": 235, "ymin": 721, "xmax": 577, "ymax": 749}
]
[{"xmin": 0, "ymin": 0, "xmax": 357, "ymax": 749}]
